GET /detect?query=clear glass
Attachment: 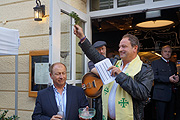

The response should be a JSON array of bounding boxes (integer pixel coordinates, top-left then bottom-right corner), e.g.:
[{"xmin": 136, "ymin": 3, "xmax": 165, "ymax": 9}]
[
  {"xmin": 57, "ymin": 105, "xmax": 65, "ymax": 120},
  {"xmin": 90, "ymin": 0, "xmax": 113, "ymax": 11},
  {"xmin": 79, "ymin": 108, "xmax": 96, "ymax": 119},
  {"xmin": 76, "ymin": 21, "xmax": 85, "ymax": 80},
  {"xmin": 117, "ymin": 0, "xmax": 145, "ymax": 7},
  {"xmin": 34, "ymin": 9, "xmax": 42, "ymax": 19},
  {"xmin": 60, "ymin": 12, "xmax": 71, "ymax": 80},
  {"xmin": 31, "ymin": 55, "xmax": 49, "ymax": 91}
]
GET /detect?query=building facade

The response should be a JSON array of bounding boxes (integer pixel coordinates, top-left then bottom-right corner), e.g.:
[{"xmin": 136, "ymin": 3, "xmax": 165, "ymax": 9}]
[
  {"xmin": 0, "ymin": 0, "xmax": 87, "ymax": 120},
  {"xmin": 0, "ymin": 0, "xmax": 180, "ymax": 120}
]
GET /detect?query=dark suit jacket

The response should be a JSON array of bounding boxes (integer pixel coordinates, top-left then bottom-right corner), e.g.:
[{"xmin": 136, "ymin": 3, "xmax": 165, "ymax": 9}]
[
  {"xmin": 152, "ymin": 58, "xmax": 177, "ymax": 102},
  {"xmin": 32, "ymin": 84, "xmax": 89, "ymax": 120}
]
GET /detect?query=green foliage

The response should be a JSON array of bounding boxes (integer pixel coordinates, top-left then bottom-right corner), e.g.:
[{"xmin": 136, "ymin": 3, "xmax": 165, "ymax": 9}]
[
  {"xmin": 69, "ymin": 11, "xmax": 80, "ymax": 25},
  {"xmin": 0, "ymin": 110, "xmax": 19, "ymax": 120}
]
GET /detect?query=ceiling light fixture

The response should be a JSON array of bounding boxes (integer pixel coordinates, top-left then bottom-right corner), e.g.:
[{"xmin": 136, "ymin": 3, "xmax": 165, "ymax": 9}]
[
  {"xmin": 98, "ymin": 18, "xmax": 102, "ymax": 30},
  {"xmin": 136, "ymin": 20, "xmax": 175, "ymax": 30}
]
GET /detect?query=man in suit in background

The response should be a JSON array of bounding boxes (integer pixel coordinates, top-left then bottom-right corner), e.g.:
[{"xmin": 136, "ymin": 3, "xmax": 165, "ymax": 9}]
[
  {"xmin": 170, "ymin": 52, "xmax": 180, "ymax": 120},
  {"xmin": 32, "ymin": 62, "xmax": 89, "ymax": 120},
  {"xmin": 152, "ymin": 45, "xmax": 179, "ymax": 120}
]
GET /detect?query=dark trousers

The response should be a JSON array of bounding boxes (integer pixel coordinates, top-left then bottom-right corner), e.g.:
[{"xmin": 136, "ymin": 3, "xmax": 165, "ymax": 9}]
[
  {"xmin": 108, "ymin": 117, "xmax": 115, "ymax": 120},
  {"xmin": 175, "ymin": 87, "xmax": 180, "ymax": 120},
  {"xmin": 155, "ymin": 92, "xmax": 175, "ymax": 120},
  {"xmin": 92, "ymin": 96, "xmax": 102, "ymax": 120}
]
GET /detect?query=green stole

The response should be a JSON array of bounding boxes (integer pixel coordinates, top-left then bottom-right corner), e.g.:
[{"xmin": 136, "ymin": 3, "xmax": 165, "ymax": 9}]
[{"xmin": 102, "ymin": 55, "xmax": 142, "ymax": 120}]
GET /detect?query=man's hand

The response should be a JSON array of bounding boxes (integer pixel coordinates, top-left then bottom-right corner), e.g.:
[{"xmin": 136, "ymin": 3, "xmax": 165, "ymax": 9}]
[
  {"xmin": 108, "ymin": 66, "xmax": 122, "ymax": 76},
  {"xmin": 91, "ymin": 68, "xmax": 100, "ymax": 77},
  {"xmin": 50, "ymin": 114, "xmax": 63, "ymax": 120},
  {"xmin": 79, "ymin": 117, "xmax": 92, "ymax": 120},
  {"xmin": 73, "ymin": 25, "xmax": 85, "ymax": 41},
  {"xmin": 174, "ymin": 75, "xmax": 179, "ymax": 83},
  {"xmin": 169, "ymin": 74, "xmax": 179, "ymax": 83}
]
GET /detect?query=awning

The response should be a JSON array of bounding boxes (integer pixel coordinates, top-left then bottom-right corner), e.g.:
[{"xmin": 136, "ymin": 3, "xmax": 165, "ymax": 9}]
[{"xmin": 0, "ymin": 27, "xmax": 19, "ymax": 55}]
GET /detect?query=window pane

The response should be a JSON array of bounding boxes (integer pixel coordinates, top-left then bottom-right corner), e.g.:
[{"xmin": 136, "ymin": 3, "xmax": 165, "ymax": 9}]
[
  {"xmin": 90, "ymin": 0, "xmax": 113, "ymax": 11},
  {"xmin": 60, "ymin": 12, "xmax": 71, "ymax": 80},
  {"xmin": 31, "ymin": 55, "xmax": 49, "ymax": 91},
  {"xmin": 153, "ymin": 0, "xmax": 164, "ymax": 2},
  {"xmin": 76, "ymin": 21, "xmax": 85, "ymax": 80},
  {"xmin": 76, "ymin": 83, "xmax": 82, "ymax": 87},
  {"xmin": 118, "ymin": 0, "xmax": 145, "ymax": 7}
]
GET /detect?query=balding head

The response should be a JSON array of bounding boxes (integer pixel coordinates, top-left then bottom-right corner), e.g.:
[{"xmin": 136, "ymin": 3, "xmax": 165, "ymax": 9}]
[{"xmin": 49, "ymin": 62, "xmax": 67, "ymax": 74}]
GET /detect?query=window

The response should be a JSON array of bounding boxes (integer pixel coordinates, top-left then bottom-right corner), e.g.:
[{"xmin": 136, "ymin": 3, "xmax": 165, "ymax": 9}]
[
  {"xmin": 50, "ymin": 0, "xmax": 90, "ymax": 86},
  {"xmin": 60, "ymin": 12, "xmax": 71, "ymax": 80},
  {"xmin": 90, "ymin": 0, "xmax": 113, "ymax": 11},
  {"xmin": 60, "ymin": 11, "xmax": 86, "ymax": 85},
  {"xmin": 117, "ymin": 0, "xmax": 145, "ymax": 7},
  {"xmin": 76, "ymin": 21, "xmax": 85, "ymax": 80},
  {"xmin": 29, "ymin": 50, "xmax": 49, "ymax": 97},
  {"xmin": 153, "ymin": 0, "xmax": 164, "ymax": 2}
]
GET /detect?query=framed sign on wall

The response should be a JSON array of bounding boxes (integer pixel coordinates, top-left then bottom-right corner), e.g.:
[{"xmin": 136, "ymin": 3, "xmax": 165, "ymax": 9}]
[{"xmin": 29, "ymin": 50, "xmax": 49, "ymax": 97}]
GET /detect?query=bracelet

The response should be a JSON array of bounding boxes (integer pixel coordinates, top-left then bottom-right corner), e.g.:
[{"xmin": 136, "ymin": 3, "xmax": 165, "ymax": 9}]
[{"xmin": 80, "ymin": 36, "xmax": 86, "ymax": 42}]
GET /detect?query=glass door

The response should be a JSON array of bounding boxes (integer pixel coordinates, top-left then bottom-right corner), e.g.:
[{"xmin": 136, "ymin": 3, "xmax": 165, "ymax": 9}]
[{"xmin": 49, "ymin": 0, "xmax": 91, "ymax": 86}]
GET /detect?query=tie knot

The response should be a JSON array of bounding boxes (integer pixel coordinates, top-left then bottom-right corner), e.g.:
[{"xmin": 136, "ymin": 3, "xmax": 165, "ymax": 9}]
[{"xmin": 167, "ymin": 61, "xmax": 169, "ymax": 64}]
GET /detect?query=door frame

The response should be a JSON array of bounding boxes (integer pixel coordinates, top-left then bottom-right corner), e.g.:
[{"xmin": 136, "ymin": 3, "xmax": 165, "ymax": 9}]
[
  {"xmin": 89, "ymin": 0, "xmax": 180, "ymax": 19},
  {"xmin": 49, "ymin": 0, "xmax": 91, "ymax": 85}
]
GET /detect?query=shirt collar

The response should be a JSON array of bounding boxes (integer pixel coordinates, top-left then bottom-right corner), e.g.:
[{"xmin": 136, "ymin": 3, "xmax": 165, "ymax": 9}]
[
  {"xmin": 120, "ymin": 61, "xmax": 130, "ymax": 72},
  {"xmin": 53, "ymin": 83, "xmax": 67, "ymax": 93}
]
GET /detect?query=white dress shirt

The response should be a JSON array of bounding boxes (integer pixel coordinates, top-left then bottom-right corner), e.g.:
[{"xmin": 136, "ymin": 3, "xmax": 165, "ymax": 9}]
[
  {"xmin": 108, "ymin": 61, "xmax": 130, "ymax": 119},
  {"xmin": 53, "ymin": 84, "xmax": 67, "ymax": 117}
]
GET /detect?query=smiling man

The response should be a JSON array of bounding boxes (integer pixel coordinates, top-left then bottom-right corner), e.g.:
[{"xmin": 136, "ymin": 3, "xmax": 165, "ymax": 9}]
[
  {"xmin": 152, "ymin": 45, "xmax": 179, "ymax": 120},
  {"xmin": 32, "ymin": 62, "xmax": 89, "ymax": 120},
  {"xmin": 73, "ymin": 25, "xmax": 154, "ymax": 120}
]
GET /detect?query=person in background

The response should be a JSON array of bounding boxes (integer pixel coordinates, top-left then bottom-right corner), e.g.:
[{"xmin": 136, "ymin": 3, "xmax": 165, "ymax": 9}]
[
  {"xmin": 32, "ymin": 62, "xmax": 89, "ymax": 120},
  {"xmin": 170, "ymin": 52, "xmax": 178, "ymax": 63},
  {"xmin": 151, "ymin": 45, "xmax": 179, "ymax": 120},
  {"xmin": 88, "ymin": 41, "xmax": 106, "ymax": 120},
  {"xmin": 170, "ymin": 52, "xmax": 180, "ymax": 120},
  {"xmin": 88, "ymin": 41, "xmax": 107, "ymax": 76},
  {"xmin": 74, "ymin": 25, "xmax": 154, "ymax": 120}
]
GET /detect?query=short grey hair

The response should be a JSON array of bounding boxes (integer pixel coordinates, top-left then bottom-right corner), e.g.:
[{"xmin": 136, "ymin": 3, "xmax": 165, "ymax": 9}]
[{"xmin": 161, "ymin": 45, "xmax": 172, "ymax": 52}]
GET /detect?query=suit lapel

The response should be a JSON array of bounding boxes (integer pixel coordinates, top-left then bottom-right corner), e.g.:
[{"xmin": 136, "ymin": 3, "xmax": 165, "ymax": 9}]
[
  {"xmin": 66, "ymin": 84, "xmax": 73, "ymax": 118},
  {"xmin": 48, "ymin": 86, "xmax": 58, "ymax": 114}
]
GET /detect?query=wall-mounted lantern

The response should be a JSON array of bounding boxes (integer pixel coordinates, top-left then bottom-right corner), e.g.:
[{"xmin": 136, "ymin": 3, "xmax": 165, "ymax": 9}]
[{"xmin": 33, "ymin": 0, "xmax": 45, "ymax": 21}]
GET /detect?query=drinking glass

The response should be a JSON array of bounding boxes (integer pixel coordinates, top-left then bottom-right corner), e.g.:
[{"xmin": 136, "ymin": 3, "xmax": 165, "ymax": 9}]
[
  {"xmin": 79, "ymin": 108, "xmax": 96, "ymax": 119},
  {"xmin": 57, "ymin": 105, "xmax": 65, "ymax": 120}
]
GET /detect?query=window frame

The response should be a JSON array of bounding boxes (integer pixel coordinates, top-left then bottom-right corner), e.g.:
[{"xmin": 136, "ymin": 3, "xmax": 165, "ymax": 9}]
[
  {"xmin": 49, "ymin": 0, "xmax": 91, "ymax": 86},
  {"xmin": 28, "ymin": 50, "xmax": 49, "ymax": 97},
  {"xmin": 89, "ymin": 0, "xmax": 180, "ymax": 19}
]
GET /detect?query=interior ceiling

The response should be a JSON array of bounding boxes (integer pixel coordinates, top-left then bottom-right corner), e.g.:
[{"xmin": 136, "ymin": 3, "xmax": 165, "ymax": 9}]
[
  {"xmin": 92, "ymin": 7, "xmax": 180, "ymax": 62},
  {"xmin": 92, "ymin": 7, "xmax": 180, "ymax": 32}
]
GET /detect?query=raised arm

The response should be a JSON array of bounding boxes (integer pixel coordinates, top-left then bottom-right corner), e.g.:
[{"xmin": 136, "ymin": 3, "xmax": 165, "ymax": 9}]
[{"xmin": 73, "ymin": 25, "xmax": 106, "ymax": 64}]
